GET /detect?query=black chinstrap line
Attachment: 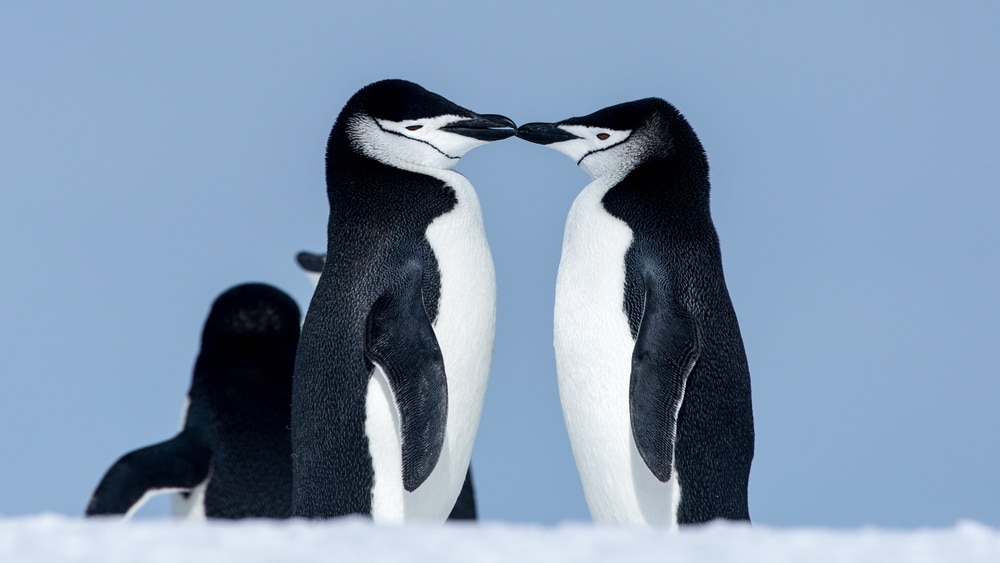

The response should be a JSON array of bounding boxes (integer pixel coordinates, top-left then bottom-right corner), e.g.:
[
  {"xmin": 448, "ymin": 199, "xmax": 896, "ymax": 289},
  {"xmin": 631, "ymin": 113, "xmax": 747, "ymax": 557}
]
[
  {"xmin": 576, "ymin": 132, "xmax": 634, "ymax": 166},
  {"xmin": 375, "ymin": 120, "xmax": 461, "ymax": 161}
]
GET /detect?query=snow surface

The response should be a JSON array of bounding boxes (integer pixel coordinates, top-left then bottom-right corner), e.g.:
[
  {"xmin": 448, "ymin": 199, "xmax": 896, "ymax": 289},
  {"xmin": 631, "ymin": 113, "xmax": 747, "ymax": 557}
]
[{"xmin": 1, "ymin": 516, "xmax": 997, "ymax": 563}]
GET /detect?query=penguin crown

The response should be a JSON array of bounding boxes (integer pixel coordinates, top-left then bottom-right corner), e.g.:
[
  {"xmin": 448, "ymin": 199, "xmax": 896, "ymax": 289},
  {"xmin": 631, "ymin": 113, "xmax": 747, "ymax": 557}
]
[
  {"xmin": 517, "ymin": 98, "xmax": 705, "ymax": 181},
  {"xmin": 202, "ymin": 283, "xmax": 301, "ymax": 342},
  {"xmin": 333, "ymin": 79, "xmax": 516, "ymax": 171}
]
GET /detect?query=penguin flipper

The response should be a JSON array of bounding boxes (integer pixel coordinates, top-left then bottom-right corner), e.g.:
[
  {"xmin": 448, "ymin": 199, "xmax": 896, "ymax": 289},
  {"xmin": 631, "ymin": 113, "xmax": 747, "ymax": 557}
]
[
  {"xmin": 85, "ymin": 432, "xmax": 211, "ymax": 517},
  {"xmin": 296, "ymin": 251, "xmax": 326, "ymax": 273},
  {"xmin": 366, "ymin": 262, "xmax": 448, "ymax": 493},
  {"xmin": 629, "ymin": 272, "xmax": 701, "ymax": 482}
]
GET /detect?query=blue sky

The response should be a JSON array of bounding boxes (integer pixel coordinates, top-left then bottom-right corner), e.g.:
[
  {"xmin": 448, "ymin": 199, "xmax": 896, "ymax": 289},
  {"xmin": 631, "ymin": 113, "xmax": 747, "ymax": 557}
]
[{"xmin": 1, "ymin": 1, "xmax": 998, "ymax": 526}]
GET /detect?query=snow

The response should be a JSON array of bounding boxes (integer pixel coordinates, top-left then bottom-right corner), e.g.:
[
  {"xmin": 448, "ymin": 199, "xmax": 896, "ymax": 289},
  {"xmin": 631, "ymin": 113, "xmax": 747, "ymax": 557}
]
[{"xmin": 1, "ymin": 516, "xmax": 997, "ymax": 563}]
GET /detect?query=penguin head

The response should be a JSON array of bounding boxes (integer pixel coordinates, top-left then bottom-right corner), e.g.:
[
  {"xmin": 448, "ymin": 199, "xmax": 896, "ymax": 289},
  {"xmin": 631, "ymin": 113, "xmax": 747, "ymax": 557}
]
[
  {"xmin": 335, "ymin": 79, "xmax": 516, "ymax": 170},
  {"xmin": 187, "ymin": 283, "xmax": 301, "ymax": 430},
  {"xmin": 517, "ymin": 98, "xmax": 706, "ymax": 181},
  {"xmin": 193, "ymin": 283, "xmax": 301, "ymax": 407},
  {"xmin": 202, "ymin": 283, "xmax": 301, "ymax": 343}
]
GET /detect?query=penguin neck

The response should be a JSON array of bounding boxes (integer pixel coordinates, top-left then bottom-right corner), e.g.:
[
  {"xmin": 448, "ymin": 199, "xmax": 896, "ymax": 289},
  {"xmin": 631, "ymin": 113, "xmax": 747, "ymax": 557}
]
[
  {"xmin": 601, "ymin": 157, "xmax": 712, "ymax": 225},
  {"xmin": 192, "ymin": 347, "xmax": 294, "ymax": 410},
  {"xmin": 323, "ymin": 145, "xmax": 460, "ymax": 252},
  {"xmin": 580, "ymin": 144, "xmax": 644, "ymax": 186}
]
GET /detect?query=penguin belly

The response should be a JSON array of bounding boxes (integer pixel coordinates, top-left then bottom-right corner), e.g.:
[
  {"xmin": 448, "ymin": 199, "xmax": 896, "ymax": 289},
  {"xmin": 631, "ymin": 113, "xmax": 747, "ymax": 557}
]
[
  {"xmin": 554, "ymin": 178, "xmax": 679, "ymax": 528},
  {"xmin": 365, "ymin": 365, "xmax": 405, "ymax": 522},
  {"xmin": 365, "ymin": 170, "xmax": 495, "ymax": 523}
]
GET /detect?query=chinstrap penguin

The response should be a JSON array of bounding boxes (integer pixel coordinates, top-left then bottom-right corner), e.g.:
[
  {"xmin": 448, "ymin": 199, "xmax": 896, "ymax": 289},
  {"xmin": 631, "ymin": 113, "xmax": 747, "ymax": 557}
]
[
  {"xmin": 85, "ymin": 283, "xmax": 300, "ymax": 519},
  {"xmin": 292, "ymin": 79, "xmax": 513, "ymax": 521},
  {"xmin": 517, "ymin": 98, "xmax": 754, "ymax": 527}
]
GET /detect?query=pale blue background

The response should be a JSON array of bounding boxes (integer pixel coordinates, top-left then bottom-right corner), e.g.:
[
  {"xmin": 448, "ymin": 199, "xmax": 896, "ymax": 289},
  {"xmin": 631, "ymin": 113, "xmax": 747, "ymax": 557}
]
[{"xmin": 1, "ymin": 1, "xmax": 998, "ymax": 527}]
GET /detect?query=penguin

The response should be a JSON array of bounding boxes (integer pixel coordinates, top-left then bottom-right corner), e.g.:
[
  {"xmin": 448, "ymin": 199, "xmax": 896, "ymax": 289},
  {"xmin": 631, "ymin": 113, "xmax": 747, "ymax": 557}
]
[
  {"xmin": 292, "ymin": 79, "xmax": 514, "ymax": 521},
  {"xmin": 294, "ymin": 249, "xmax": 479, "ymax": 521},
  {"xmin": 86, "ymin": 283, "xmax": 300, "ymax": 519},
  {"xmin": 516, "ymin": 99, "xmax": 754, "ymax": 527}
]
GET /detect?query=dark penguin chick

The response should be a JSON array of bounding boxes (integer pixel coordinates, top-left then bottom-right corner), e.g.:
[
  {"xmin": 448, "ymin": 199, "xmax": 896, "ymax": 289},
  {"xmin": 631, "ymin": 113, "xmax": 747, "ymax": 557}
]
[
  {"xmin": 294, "ymin": 249, "xmax": 480, "ymax": 521},
  {"xmin": 517, "ymin": 99, "xmax": 754, "ymax": 527},
  {"xmin": 293, "ymin": 79, "xmax": 514, "ymax": 522},
  {"xmin": 85, "ymin": 283, "xmax": 301, "ymax": 519}
]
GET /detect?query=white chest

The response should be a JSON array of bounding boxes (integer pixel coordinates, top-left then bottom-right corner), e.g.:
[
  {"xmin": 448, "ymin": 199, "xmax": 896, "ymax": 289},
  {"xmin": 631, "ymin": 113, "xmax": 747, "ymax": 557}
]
[
  {"xmin": 365, "ymin": 170, "xmax": 496, "ymax": 523},
  {"xmin": 554, "ymin": 176, "xmax": 634, "ymax": 384},
  {"xmin": 553, "ymin": 177, "xmax": 679, "ymax": 528}
]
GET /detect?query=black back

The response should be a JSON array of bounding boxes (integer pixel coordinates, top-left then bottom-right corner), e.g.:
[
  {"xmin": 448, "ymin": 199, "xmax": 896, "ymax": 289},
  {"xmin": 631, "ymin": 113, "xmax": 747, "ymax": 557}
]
[
  {"xmin": 86, "ymin": 283, "xmax": 300, "ymax": 519},
  {"xmin": 291, "ymin": 80, "xmax": 461, "ymax": 517},
  {"xmin": 190, "ymin": 283, "xmax": 300, "ymax": 518},
  {"xmin": 446, "ymin": 468, "xmax": 478, "ymax": 520},
  {"xmin": 597, "ymin": 99, "xmax": 755, "ymax": 523}
]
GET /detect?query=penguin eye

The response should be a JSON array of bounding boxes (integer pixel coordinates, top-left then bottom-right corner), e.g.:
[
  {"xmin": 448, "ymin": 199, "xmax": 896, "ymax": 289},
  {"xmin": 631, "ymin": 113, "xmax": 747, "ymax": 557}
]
[
  {"xmin": 596, "ymin": 133, "xmax": 610, "ymax": 141},
  {"xmin": 406, "ymin": 125, "xmax": 423, "ymax": 131}
]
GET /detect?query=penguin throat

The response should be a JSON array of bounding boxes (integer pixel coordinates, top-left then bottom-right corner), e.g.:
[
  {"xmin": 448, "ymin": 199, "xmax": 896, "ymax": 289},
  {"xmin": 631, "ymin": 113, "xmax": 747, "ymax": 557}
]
[{"xmin": 578, "ymin": 141, "xmax": 645, "ymax": 183}]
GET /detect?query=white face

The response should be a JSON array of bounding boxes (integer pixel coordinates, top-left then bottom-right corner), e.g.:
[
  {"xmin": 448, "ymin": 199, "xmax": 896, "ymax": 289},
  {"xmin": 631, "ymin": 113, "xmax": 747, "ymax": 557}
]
[
  {"xmin": 348, "ymin": 114, "xmax": 492, "ymax": 171},
  {"xmin": 543, "ymin": 125, "xmax": 636, "ymax": 180}
]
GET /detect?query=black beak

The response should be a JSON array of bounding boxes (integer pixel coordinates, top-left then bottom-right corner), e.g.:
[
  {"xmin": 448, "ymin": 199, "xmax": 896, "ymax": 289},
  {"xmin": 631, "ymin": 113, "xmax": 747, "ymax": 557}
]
[
  {"xmin": 296, "ymin": 251, "xmax": 326, "ymax": 273},
  {"xmin": 441, "ymin": 114, "xmax": 517, "ymax": 141},
  {"xmin": 516, "ymin": 122, "xmax": 580, "ymax": 145}
]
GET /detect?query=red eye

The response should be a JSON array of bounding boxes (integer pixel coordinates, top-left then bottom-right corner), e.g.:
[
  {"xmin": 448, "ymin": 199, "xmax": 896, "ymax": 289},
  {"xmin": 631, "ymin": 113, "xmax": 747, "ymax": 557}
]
[
  {"xmin": 406, "ymin": 125, "xmax": 423, "ymax": 131},
  {"xmin": 597, "ymin": 133, "xmax": 610, "ymax": 140}
]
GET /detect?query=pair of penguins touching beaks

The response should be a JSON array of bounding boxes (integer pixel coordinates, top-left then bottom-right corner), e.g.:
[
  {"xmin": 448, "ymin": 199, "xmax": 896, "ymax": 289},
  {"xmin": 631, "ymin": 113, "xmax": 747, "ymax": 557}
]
[{"xmin": 86, "ymin": 79, "xmax": 754, "ymax": 528}]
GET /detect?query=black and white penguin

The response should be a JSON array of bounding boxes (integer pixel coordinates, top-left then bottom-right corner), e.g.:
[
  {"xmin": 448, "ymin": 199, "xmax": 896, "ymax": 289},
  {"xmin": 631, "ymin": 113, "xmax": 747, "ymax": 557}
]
[
  {"xmin": 292, "ymin": 79, "xmax": 514, "ymax": 521},
  {"xmin": 517, "ymin": 99, "xmax": 754, "ymax": 527},
  {"xmin": 85, "ymin": 283, "xmax": 300, "ymax": 519},
  {"xmin": 293, "ymin": 249, "xmax": 479, "ymax": 521}
]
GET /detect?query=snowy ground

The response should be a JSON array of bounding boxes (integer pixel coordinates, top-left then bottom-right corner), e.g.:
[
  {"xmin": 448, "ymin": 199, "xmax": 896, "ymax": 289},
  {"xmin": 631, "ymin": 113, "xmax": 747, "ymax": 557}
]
[{"xmin": 1, "ymin": 516, "xmax": 997, "ymax": 563}]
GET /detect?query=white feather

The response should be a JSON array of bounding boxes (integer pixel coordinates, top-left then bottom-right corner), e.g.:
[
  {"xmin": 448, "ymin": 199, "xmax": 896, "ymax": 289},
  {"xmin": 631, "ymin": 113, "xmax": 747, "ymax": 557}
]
[{"xmin": 365, "ymin": 365, "xmax": 405, "ymax": 523}]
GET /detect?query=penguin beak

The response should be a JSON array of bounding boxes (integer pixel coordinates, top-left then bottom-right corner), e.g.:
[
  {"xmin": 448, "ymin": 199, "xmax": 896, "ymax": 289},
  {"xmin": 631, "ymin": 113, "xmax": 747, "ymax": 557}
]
[
  {"xmin": 516, "ymin": 122, "xmax": 581, "ymax": 145},
  {"xmin": 441, "ymin": 114, "xmax": 517, "ymax": 141}
]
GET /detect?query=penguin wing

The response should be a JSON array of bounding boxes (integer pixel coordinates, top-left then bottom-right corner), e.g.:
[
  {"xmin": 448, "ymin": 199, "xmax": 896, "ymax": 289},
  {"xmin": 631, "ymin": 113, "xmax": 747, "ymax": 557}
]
[
  {"xmin": 629, "ymin": 271, "xmax": 701, "ymax": 482},
  {"xmin": 365, "ymin": 262, "xmax": 448, "ymax": 492},
  {"xmin": 85, "ymin": 432, "xmax": 211, "ymax": 517},
  {"xmin": 296, "ymin": 251, "xmax": 326, "ymax": 273}
]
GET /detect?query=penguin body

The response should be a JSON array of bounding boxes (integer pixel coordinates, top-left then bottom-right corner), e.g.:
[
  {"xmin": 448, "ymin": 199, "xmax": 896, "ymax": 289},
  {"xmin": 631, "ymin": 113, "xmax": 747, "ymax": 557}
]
[
  {"xmin": 294, "ymin": 249, "xmax": 479, "ymax": 521},
  {"xmin": 292, "ymin": 79, "xmax": 513, "ymax": 521},
  {"xmin": 86, "ymin": 283, "xmax": 300, "ymax": 519},
  {"xmin": 518, "ymin": 99, "xmax": 753, "ymax": 527}
]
